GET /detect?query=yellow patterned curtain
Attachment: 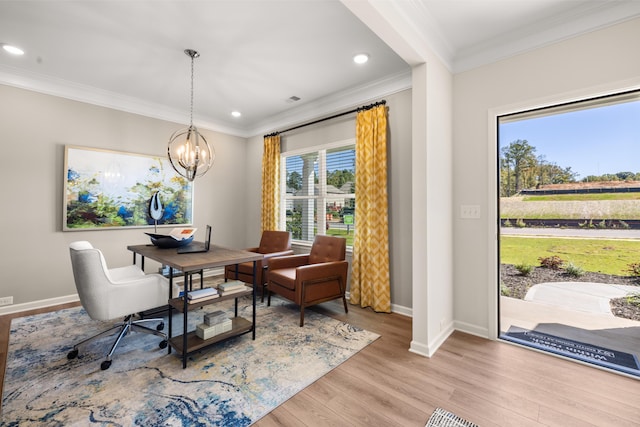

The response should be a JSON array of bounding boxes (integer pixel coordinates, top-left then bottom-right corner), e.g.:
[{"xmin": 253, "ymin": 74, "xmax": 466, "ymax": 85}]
[
  {"xmin": 350, "ymin": 105, "xmax": 390, "ymax": 312},
  {"xmin": 261, "ymin": 135, "xmax": 281, "ymax": 232}
]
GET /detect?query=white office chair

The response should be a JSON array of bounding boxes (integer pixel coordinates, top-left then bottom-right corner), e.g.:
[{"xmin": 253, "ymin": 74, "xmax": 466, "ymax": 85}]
[{"xmin": 68, "ymin": 241, "xmax": 178, "ymax": 370}]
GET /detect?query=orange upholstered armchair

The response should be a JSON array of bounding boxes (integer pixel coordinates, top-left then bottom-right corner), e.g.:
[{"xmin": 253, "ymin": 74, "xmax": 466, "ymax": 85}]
[
  {"xmin": 224, "ymin": 230, "xmax": 293, "ymax": 301},
  {"xmin": 267, "ymin": 235, "xmax": 349, "ymax": 326}
]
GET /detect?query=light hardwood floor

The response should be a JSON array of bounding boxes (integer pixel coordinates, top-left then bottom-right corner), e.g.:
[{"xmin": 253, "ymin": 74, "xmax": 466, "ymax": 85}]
[{"xmin": 2, "ymin": 300, "xmax": 639, "ymax": 426}]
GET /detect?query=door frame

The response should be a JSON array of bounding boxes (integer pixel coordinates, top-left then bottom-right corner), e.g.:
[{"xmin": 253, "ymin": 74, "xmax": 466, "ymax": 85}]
[{"xmin": 486, "ymin": 78, "xmax": 640, "ymax": 340}]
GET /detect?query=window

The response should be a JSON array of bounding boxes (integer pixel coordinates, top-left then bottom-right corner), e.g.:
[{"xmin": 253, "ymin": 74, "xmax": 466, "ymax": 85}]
[{"xmin": 281, "ymin": 140, "xmax": 356, "ymax": 247}]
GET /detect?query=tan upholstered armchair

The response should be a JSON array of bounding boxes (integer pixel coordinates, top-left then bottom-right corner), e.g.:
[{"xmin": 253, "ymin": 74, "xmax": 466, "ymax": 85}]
[
  {"xmin": 267, "ymin": 235, "xmax": 349, "ymax": 326},
  {"xmin": 224, "ymin": 230, "xmax": 293, "ymax": 301}
]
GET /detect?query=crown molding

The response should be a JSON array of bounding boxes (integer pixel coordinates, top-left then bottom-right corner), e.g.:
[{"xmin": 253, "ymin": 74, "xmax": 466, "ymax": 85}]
[
  {"xmin": 241, "ymin": 69, "xmax": 412, "ymax": 138},
  {"xmin": 347, "ymin": 0, "xmax": 640, "ymax": 75},
  {"xmin": 0, "ymin": 64, "xmax": 410, "ymax": 139},
  {"xmin": 452, "ymin": 1, "xmax": 640, "ymax": 73},
  {"xmin": 0, "ymin": 64, "xmax": 253, "ymax": 137}
]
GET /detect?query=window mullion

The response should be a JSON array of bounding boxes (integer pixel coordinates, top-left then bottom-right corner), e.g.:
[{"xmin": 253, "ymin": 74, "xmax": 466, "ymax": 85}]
[
  {"xmin": 318, "ymin": 150, "xmax": 327, "ymax": 235},
  {"xmin": 279, "ymin": 154, "xmax": 287, "ymax": 230}
]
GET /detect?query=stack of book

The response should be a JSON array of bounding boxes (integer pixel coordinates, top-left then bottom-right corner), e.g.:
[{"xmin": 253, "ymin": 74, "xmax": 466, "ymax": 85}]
[
  {"xmin": 196, "ymin": 310, "xmax": 232, "ymax": 340},
  {"xmin": 186, "ymin": 287, "xmax": 219, "ymax": 304},
  {"xmin": 217, "ymin": 280, "xmax": 250, "ymax": 296}
]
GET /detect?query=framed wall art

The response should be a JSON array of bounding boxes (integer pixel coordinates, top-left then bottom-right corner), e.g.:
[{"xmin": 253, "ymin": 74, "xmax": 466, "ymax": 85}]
[{"xmin": 63, "ymin": 145, "xmax": 193, "ymax": 230}]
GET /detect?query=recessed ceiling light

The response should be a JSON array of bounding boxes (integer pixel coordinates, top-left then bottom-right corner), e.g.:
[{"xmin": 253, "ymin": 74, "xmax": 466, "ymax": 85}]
[
  {"xmin": 2, "ymin": 44, "xmax": 24, "ymax": 56},
  {"xmin": 353, "ymin": 53, "xmax": 369, "ymax": 64},
  {"xmin": 231, "ymin": 111, "xmax": 241, "ymax": 118}
]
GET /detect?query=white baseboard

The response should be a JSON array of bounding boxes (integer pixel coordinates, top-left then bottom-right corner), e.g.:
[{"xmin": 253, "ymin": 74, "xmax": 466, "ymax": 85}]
[
  {"xmin": 345, "ymin": 291, "xmax": 412, "ymax": 317},
  {"xmin": 409, "ymin": 325, "xmax": 454, "ymax": 358},
  {"xmin": 0, "ymin": 294, "xmax": 80, "ymax": 316},
  {"xmin": 408, "ymin": 340, "xmax": 430, "ymax": 357},
  {"xmin": 453, "ymin": 320, "xmax": 489, "ymax": 339},
  {"xmin": 390, "ymin": 303, "xmax": 412, "ymax": 317}
]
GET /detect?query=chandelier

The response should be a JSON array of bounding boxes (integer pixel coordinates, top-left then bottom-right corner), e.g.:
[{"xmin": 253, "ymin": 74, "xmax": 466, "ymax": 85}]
[{"xmin": 167, "ymin": 49, "xmax": 214, "ymax": 181}]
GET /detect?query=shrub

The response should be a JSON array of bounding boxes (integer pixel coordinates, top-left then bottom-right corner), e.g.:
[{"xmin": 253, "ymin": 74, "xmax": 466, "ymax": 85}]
[
  {"xmin": 625, "ymin": 262, "xmax": 640, "ymax": 277},
  {"xmin": 515, "ymin": 263, "xmax": 533, "ymax": 276},
  {"xmin": 596, "ymin": 219, "xmax": 607, "ymax": 229},
  {"xmin": 500, "ymin": 284, "xmax": 511, "ymax": 297},
  {"xmin": 564, "ymin": 262, "xmax": 585, "ymax": 277},
  {"xmin": 538, "ymin": 255, "xmax": 564, "ymax": 270},
  {"xmin": 503, "ymin": 219, "xmax": 512, "ymax": 227},
  {"xmin": 515, "ymin": 218, "xmax": 526, "ymax": 228},
  {"xmin": 626, "ymin": 293, "xmax": 640, "ymax": 308},
  {"xmin": 618, "ymin": 220, "xmax": 630, "ymax": 229}
]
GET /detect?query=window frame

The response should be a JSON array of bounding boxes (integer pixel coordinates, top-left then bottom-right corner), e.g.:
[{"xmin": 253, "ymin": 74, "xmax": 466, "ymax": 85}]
[{"xmin": 280, "ymin": 138, "xmax": 356, "ymax": 247}]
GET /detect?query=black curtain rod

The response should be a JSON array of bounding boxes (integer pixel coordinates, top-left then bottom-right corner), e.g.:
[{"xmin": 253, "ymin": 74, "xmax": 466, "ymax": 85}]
[{"xmin": 264, "ymin": 99, "xmax": 386, "ymax": 138}]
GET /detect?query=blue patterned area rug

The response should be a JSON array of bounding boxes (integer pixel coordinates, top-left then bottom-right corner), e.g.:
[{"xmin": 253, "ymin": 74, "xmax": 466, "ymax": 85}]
[{"xmin": 2, "ymin": 297, "xmax": 379, "ymax": 426}]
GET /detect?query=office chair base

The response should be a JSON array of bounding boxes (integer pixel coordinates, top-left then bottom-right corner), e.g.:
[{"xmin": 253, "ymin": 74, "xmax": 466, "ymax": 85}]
[{"xmin": 67, "ymin": 315, "xmax": 167, "ymax": 370}]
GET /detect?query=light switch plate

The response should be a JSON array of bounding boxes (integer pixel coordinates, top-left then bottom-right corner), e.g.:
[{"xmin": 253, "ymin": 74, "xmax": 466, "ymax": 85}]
[{"xmin": 460, "ymin": 205, "xmax": 481, "ymax": 219}]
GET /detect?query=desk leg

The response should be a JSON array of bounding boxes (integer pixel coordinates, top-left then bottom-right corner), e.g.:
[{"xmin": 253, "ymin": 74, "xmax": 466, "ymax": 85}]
[
  {"xmin": 252, "ymin": 260, "xmax": 257, "ymax": 340},
  {"xmin": 167, "ymin": 267, "xmax": 173, "ymax": 355},
  {"xmin": 182, "ymin": 271, "xmax": 189, "ymax": 369},
  {"xmin": 132, "ymin": 253, "xmax": 145, "ymax": 272},
  {"xmin": 234, "ymin": 265, "xmax": 240, "ymax": 317}
]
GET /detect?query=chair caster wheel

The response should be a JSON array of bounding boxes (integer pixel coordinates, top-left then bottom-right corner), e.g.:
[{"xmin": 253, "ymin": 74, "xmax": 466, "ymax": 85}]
[
  {"xmin": 156, "ymin": 322, "xmax": 165, "ymax": 331},
  {"xmin": 159, "ymin": 340, "xmax": 168, "ymax": 349},
  {"xmin": 67, "ymin": 349, "xmax": 79, "ymax": 360},
  {"xmin": 101, "ymin": 360, "xmax": 112, "ymax": 370}
]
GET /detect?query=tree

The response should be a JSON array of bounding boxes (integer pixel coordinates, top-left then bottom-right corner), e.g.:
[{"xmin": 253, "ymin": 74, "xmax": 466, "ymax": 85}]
[
  {"xmin": 536, "ymin": 156, "xmax": 578, "ymax": 185},
  {"xmin": 287, "ymin": 171, "xmax": 302, "ymax": 191},
  {"xmin": 327, "ymin": 169, "xmax": 354, "ymax": 188},
  {"xmin": 501, "ymin": 139, "xmax": 537, "ymax": 194},
  {"xmin": 617, "ymin": 171, "xmax": 635, "ymax": 181}
]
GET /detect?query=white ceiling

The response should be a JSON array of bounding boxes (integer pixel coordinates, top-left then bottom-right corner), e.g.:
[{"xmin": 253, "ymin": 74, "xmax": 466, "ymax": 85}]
[{"xmin": 1, "ymin": 0, "xmax": 639, "ymax": 137}]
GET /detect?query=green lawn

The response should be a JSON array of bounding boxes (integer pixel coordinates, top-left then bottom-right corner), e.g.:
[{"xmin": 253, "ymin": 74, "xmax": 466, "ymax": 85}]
[
  {"xmin": 501, "ymin": 193, "xmax": 640, "ymax": 219},
  {"xmin": 326, "ymin": 228, "xmax": 354, "ymax": 247},
  {"xmin": 500, "ymin": 235, "xmax": 640, "ymax": 276}
]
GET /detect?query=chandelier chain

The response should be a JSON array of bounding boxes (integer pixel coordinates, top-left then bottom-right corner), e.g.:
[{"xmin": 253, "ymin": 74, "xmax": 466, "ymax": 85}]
[{"xmin": 189, "ymin": 54, "xmax": 194, "ymax": 126}]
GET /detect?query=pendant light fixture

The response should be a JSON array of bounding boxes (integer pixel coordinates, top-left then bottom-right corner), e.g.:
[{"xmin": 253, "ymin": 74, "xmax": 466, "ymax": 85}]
[{"xmin": 167, "ymin": 49, "xmax": 214, "ymax": 181}]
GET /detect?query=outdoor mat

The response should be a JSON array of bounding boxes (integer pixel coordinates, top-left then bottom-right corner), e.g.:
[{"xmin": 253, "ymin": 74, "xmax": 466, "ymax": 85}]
[
  {"xmin": 2, "ymin": 297, "xmax": 379, "ymax": 426},
  {"xmin": 426, "ymin": 407, "xmax": 479, "ymax": 427},
  {"xmin": 502, "ymin": 326, "xmax": 640, "ymax": 377}
]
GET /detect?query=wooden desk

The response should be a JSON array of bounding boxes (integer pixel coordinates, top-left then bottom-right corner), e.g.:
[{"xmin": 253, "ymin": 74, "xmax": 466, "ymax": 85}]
[{"xmin": 127, "ymin": 243, "xmax": 263, "ymax": 368}]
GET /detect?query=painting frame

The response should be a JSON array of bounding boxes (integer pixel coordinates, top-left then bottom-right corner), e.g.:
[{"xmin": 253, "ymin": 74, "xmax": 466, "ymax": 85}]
[{"xmin": 63, "ymin": 145, "xmax": 193, "ymax": 231}]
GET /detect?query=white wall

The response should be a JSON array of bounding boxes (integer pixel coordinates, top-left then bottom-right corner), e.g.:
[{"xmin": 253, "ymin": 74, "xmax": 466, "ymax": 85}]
[
  {"xmin": 452, "ymin": 17, "xmax": 640, "ymax": 338},
  {"xmin": 0, "ymin": 83, "xmax": 415, "ymax": 316},
  {"xmin": 0, "ymin": 84, "xmax": 248, "ymax": 309},
  {"xmin": 341, "ymin": 0, "xmax": 455, "ymax": 355},
  {"xmin": 245, "ymin": 89, "xmax": 414, "ymax": 310}
]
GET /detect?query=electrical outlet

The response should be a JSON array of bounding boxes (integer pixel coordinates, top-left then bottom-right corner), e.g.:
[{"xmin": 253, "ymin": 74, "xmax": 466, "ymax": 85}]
[
  {"xmin": 460, "ymin": 204, "xmax": 481, "ymax": 219},
  {"xmin": 0, "ymin": 296, "xmax": 13, "ymax": 306}
]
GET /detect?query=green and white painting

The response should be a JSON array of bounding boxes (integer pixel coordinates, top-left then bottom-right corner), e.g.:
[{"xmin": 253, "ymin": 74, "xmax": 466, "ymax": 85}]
[{"xmin": 64, "ymin": 145, "xmax": 193, "ymax": 230}]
